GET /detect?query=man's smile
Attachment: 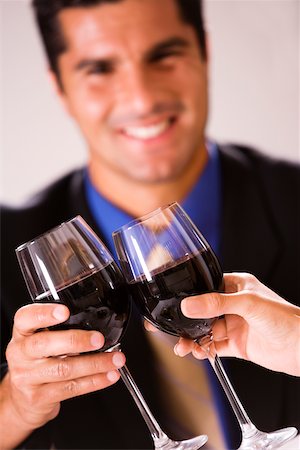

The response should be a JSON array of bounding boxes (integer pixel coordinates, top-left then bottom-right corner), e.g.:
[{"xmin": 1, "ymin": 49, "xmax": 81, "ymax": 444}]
[{"xmin": 119, "ymin": 117, "xmax": 176, "ymax": 141}]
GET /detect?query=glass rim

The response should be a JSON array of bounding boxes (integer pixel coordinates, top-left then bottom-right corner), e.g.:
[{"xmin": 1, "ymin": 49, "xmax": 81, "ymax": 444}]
[
  {"xmin": 15, "ymin": 215, "xmax": 82, "ymax": 253},
  {"xmin": 112, "ymin": 202, "xmax": 180, "ymax": 236}
]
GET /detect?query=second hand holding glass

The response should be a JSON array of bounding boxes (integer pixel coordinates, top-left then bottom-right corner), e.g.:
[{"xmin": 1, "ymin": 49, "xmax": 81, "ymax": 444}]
[
  {"xmin": 16, "ymin": 216, "xmax": 207, "ymax": 450},
  {"xmin": 113, "ymin": 202, "xmax": 297, "ymax": 450}
]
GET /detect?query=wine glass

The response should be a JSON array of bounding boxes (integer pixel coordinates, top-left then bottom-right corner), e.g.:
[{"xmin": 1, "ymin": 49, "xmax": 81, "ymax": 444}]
[
  {"xmin": 15, "ymin": 215, "xmax": 207, "ymax": 450},
  {"xmin": 112, "ymin": 202, "xmax": 298, "ymax": 449}
]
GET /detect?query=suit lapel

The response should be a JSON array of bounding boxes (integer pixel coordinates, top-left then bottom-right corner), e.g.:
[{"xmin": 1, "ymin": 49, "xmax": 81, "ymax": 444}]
[{"xmin": 218, "ymin": 145, "xmax": 282, "ymax": 281}]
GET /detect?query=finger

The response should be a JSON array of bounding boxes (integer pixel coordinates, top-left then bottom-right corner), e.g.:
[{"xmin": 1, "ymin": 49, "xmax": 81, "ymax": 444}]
[
  {"xmin": 191, "ymin": 344, "xmax": 207, "ymax": 360},
  {"xmin": 41, "ymin": 370, "xmax": 122, "ymax": 404},
  {"xmin": 192, "ymin": 337, "xmax": 232, "ymax": 360},
  {"xmin": 211, "ymin": 317, "xmax": 228, "ymax": 342},
  {"xmin": 175, "ymin": 340, "xmax": 207, "ymax": 360},
  {"xmin": 181, "ymin": 288, "xmax": 267, "ymax": 321},
  {"xmin": 180, "ymin": 273, "xmax": 250, "ymax": 320},
  {"xmin": 174, "ymin": 337, "xmax": 194, "ymax": 357},
  {"xmin": 222, "ymin": 272, "xmax": 286, "ymax": 302},
  {"xmin": 22, "ymin": 351, "xmax": 126, "ymax": 384},
  {"xmin": 222, "ymin": 272, "xmax": 268, "ymax": 293},
  {"xmin": 212, "ymin": 337, "xmax": 233, "ymax": 357},
  {"xmin": 21, "ymin": 329, "xmax": 105, "ymax": 359},
  {"xmin": 13, "ymin": 303, "xmax": 70, "ymax": 338},
  {"xmin": 190, "ymin": 319, "xmax": 231, "ymax": 360},
  {"xmin": 174, "ymin": 316, "xmax": 230, "ymax": 358},
  {"xmin": 144, "ymin": 320, "xmax": 158, "ymax": 332},
  {"xmin": 222, "ymin": 272, "xmax": 249, "ymax": 293}
]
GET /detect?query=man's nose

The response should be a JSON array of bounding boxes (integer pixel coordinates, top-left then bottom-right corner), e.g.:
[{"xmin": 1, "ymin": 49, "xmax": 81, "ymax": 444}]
[{"xmin": 118, "ymin": 66, "xmax": 160, "ymax": 117}]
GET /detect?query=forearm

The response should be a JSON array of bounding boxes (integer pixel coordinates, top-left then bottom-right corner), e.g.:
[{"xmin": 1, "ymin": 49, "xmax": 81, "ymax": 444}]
[{"xmin": 0, "ymin": 374, "xmax": 35, "ymax": 450}]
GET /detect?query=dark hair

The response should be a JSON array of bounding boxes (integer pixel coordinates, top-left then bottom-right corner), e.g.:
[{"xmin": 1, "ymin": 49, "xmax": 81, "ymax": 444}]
[{"xmin": 31, "ymin": 0, "xmax": 206, "ymax": 79}]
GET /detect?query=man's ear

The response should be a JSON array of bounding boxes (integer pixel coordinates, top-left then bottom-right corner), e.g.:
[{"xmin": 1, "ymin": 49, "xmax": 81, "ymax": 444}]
[{"xmin": 47, "ymin": 69, "xmax": 73, "ymax": 117}]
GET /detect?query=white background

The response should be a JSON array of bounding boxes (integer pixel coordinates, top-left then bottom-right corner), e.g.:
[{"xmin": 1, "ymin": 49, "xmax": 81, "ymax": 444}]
[{"xmin": 1, "ymin": 0, "xmax": 299, "ymax": 204}]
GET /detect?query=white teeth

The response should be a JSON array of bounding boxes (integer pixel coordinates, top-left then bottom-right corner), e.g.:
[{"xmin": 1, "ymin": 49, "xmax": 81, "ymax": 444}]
[{"xmin": 123, "ymin": 120, "xmax": 170, "ymax": 140}]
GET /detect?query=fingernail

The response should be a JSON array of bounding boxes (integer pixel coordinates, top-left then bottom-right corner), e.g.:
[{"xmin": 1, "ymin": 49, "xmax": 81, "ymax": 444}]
[
  {"xmin": 112, "ymin": 352, "xmax": 125, "ymax": 368},
  {"xmin": 53, "ymin": 305, "xmax": 67, "ymax": 321},
  {"xmin": 90, "ymin": 332, "xmax": 103, "ymax": 348},
  {"xmin": 181, "ymin": 298, "xmax": 188, "ymax": 314},
  {"xmin": 174, "ymin": 343, "xmax": 187, "ymax": 357},
  {"xmin": 107, "ymin": 370, "xmax": 120, "ymax": 382}
]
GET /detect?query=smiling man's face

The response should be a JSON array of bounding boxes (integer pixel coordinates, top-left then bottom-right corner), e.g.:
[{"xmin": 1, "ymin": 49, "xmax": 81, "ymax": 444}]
[{"xmin": 56, "ymin": 0, "xmax": 208, "ymax": 186}]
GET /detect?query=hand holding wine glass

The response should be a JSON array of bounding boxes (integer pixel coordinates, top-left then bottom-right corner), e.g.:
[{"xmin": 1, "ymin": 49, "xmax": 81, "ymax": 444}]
[
  {"xmin": 113, "ymin": 202, "xmax": 298, "ymax": 449},
  {"xmin": 15, "ymin": 216, "xmax": 207, "ymax": 450},
  {"xmin": 2, "ymin": 301, "xmax": 123, "ymax": 449},
  {"xmin": 174, "ymin": 272, "xmax": 300, "ymax": 377}
]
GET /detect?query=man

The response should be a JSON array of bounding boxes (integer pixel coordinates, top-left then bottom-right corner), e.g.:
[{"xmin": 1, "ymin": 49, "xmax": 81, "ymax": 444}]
[{"xmin": 1, "ymin": 0, "xmax": 299, "ymax": 449}]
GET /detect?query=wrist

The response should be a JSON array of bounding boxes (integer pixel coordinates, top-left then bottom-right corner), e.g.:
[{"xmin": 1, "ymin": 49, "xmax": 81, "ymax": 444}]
[{"xmin": 0, "ymin": 373, "xmax": 36, "ymax": 449}]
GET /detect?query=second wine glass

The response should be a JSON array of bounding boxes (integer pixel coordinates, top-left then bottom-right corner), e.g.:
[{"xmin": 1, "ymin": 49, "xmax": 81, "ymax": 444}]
[
  {"xmin": 112, "ymin": 202, "xmax": 298, "ymax": 450},
  {"xmin": 16, "ymin": 215, "xmax": 207, "ymax": 450}
]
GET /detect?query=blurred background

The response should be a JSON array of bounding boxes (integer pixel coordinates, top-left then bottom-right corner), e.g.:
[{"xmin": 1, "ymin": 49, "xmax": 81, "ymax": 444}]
[{"xmin": 1, "ymin": 0, "xmax": 299, "ymax": 204}]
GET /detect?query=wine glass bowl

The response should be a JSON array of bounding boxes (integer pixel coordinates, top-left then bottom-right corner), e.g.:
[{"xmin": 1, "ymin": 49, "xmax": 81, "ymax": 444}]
[
  {"xmin": 16, "ymin": 216, "xmax": 130, "ymax": 351},
  {"xmin": 129, "ymin": 255, "xmax": 219, "ymax": 341},
  {"xmin": 113, "ymin": 202, "xmax": 298, "ymax": 450},
  {"xmin": 113, "ymin": 202, "xmax": 223, "ymax": 342}
]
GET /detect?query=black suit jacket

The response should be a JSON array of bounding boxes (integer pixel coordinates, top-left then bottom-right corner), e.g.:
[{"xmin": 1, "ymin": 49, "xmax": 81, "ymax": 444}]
[{"xmin": 1, "ymin": 144, "xmax": 299, "ymax": 449}]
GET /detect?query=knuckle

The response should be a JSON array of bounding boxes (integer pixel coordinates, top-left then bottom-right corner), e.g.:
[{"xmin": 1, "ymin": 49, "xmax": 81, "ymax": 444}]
[
  {"xmin": 28, "ymin": 334, "xmax": 44, "ymax": 355},
  {"xmin": 207, "ymin": 292, "xmax": 223, "ymax": 315},
  {"xmin": 89, "ymin": 375, "xmax": 101, "ymax": 389},
  {"xmin": 6, "ymin": 339, "xmax": 26, "ymax": 370},
  {"xmin": 14, "ymin": 304, "xmax": 44, "ymax": 327},
  {"xmin": 55, "ymin": 360, "xmax": 71, "ymax": 379},
  {"xmin": 13, "ymin": 307, "xmax": 26, "ymax": 329},
  {"xmin": 68, "ymin": 332, "xmax": 79, "ymax": 350},
  {"xmin": 9, "ymin": 362, "xmax": 38, "ymax": 391},
  {"xmin": 91, "ymin": 356, "xmax": 104, "ymax": 373},
  {"xmin": 40, "ymin": 386, "xmax": 60, "ymax": 406},
  {"xmin": 34, "ymin": 308, "xmax": 48, "ymax": 324},
  {"xmin": 10, "ymin": 369, "xmax": 26, "ymax": 389},
  {"xmin": 5, "ymin": 340, "xmax": 15, "ymax": 362},
  {"xmin": 12, "ymin": 377, "xmax": 37, "ymax": 404},
  {"xmin": 64, "ymin": 379, "xmax": 80, "ymax": 396},
  {"xmin": 240, "ymin": 272, "xmax": 250, "ymax": 278},
  {"xmin": 214, "ymin": 294, "xmax": 224, "ymax": 314},
  {"xmin": 240, "ymin": 272, "xmax": 255, "ymax": 288},
  {"xmin": 244, "ymin": 272, "xmax": 256, "ymax": 284},
  {"xmin": 241, "ymin": 289, "xmax": 257, "ymax": 313}
]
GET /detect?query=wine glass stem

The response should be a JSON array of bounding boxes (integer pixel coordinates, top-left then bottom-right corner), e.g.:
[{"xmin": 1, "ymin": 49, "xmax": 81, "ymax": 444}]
[
  {"xmin": 114, "ymin": 345, "xmax": 168, "ymax": 444},
  {"xmin": 200, "ymin": 335, "xmax": 258, "ymax": 439}
]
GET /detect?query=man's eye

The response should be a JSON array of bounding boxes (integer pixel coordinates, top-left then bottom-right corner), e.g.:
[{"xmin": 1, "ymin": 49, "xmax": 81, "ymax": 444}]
[
  {"xmin": 151, "ymin": 50, "xmax": 182, "ymax": 63},
  {"xmin": 87, "ymin": 62, "xmax": 113, "ymax": 75}
]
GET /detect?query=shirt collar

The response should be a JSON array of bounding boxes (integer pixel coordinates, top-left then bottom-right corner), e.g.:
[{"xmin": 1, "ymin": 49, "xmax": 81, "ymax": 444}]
[
  {"xmin": 181, "ymin": 140, "xmax": 221, "ymax": 256},
  {"xmin": 84, "ymin": 141, "xmax": 221, "ymax": 260}
]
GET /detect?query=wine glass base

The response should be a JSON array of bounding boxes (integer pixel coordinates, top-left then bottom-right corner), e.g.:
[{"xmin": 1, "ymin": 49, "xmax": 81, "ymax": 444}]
[
  {"xmin": 154, "ymin": 434, "xmax": 208, "ymax": 450},
  {"xmin": 239, "ymin": 427, "xmax": 298, "ymax": 449}
]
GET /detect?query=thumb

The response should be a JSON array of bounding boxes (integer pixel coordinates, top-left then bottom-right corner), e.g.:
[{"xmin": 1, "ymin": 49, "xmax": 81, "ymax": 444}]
[{"xmin": 181, "ymin": 290, "xmax": 260, "ymax": 320}]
